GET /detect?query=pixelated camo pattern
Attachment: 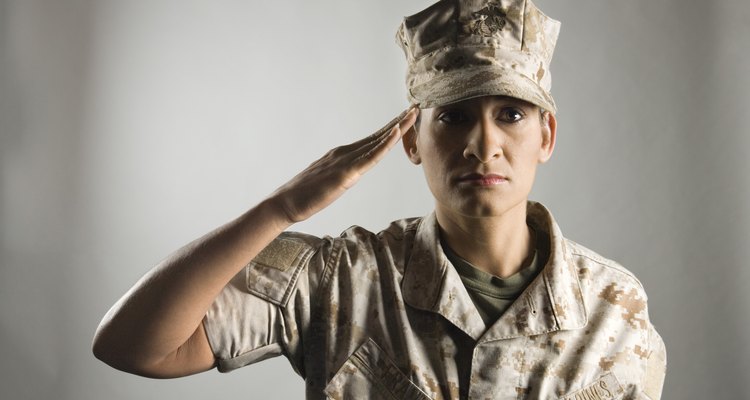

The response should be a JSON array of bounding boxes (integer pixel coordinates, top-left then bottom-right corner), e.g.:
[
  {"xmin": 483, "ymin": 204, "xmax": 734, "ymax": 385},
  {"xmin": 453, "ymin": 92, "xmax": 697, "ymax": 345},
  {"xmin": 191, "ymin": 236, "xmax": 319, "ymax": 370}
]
[
  {"xmin": 396, "ymin": 0, "xmax": 560, "ymax": 112},
  {"xmin": 203, "ymin": 201, "xmax": 666, "ymax": 399}
]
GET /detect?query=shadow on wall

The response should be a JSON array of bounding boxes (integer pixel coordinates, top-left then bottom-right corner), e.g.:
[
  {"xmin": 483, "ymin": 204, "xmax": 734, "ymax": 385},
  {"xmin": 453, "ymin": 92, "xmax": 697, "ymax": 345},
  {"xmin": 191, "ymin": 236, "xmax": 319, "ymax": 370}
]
[
  {"xmin": 0, "ymin": 1, "xmax": 94, "ymax": 398},
  {"xmin": 668, "ymin": 1, "xmax": 750, "ymax": 398}
]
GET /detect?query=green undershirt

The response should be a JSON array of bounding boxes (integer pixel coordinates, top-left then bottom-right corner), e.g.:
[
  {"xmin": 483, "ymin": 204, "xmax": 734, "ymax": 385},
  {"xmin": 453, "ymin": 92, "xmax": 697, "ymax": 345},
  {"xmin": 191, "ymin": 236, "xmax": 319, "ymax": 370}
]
[{"xmin": 442, "ymin": 226, "xmax": 549, "ymax": 327}]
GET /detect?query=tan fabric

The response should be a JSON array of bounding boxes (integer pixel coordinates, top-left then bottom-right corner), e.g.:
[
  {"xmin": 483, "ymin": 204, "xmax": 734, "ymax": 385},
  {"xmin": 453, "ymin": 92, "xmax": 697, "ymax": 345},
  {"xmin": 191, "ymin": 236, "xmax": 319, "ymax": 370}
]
[
  {"xmin": 396, "ymin": 0, "xmax": 561, "ymax": 112},
  {"xmin": 444, "ymin": 227, "xmax": 547, "ymax": 326},
  {"xmin": 203, "ymin": 201, "xmax": 666, "ymax": 399}
]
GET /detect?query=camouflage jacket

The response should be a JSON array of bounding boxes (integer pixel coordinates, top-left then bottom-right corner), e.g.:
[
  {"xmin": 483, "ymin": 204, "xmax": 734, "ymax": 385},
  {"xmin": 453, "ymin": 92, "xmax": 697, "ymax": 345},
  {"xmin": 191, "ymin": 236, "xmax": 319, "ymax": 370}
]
[{"xmin": 203, "ymin": 201, "xmax": 666, "ymax": 399}]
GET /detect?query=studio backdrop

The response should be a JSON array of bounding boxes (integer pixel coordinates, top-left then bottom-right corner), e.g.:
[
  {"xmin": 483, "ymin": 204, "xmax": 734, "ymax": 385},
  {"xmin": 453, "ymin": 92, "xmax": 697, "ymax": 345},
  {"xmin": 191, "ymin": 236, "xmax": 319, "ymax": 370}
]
[{"xmin": 1, "ymin": 0, "xmax": 748, "ymax": 399}]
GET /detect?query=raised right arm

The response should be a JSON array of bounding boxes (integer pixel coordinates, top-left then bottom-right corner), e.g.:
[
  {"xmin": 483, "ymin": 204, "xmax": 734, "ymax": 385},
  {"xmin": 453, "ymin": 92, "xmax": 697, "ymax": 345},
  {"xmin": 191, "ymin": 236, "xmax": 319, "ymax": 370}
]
[{"xmin": 91, "ymin": 107, "xmax": 419, "ymax": 378}]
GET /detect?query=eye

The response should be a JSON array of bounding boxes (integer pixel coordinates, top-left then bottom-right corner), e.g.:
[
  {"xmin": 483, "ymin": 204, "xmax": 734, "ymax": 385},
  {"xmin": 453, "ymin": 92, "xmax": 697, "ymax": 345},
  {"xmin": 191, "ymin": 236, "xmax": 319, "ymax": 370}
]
[
  {"xmin": 436, "ymin": 110, "xmax": 468, "ymax": 125},
  {"xmin": 498, "ymin": 107, "xmax": 525, "ymax": 123}
]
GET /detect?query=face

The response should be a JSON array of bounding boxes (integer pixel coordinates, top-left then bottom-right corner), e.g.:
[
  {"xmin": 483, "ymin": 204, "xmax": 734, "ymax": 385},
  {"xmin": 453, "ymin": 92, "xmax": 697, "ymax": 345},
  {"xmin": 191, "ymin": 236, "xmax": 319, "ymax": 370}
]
[{"xmin": 403, "ymin": 95, "xmax": 556, "ymax": 219}]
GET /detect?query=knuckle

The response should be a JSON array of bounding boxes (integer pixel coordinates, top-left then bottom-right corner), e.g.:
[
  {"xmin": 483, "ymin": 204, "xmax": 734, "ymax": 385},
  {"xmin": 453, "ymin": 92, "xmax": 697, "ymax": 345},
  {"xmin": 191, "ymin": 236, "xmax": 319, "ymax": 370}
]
[{"xmin": 329, "ymin": 145, "xmax": 350, "ymax": 157}]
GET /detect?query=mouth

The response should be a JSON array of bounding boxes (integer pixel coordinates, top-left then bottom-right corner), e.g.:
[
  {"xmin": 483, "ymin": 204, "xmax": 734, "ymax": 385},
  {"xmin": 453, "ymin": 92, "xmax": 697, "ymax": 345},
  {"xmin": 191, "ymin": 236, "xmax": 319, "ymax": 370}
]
[{"xmin": 456, "ymin": 173, "xmax": 509, "ymax": 187}]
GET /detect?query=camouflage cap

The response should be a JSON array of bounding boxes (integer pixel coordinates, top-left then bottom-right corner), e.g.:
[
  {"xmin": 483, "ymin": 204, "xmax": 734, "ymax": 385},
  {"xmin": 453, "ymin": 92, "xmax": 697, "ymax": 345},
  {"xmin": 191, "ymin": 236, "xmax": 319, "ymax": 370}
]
[{"xmin": 396, "ymin": 0, "xmax": 561, "ymax": 113}]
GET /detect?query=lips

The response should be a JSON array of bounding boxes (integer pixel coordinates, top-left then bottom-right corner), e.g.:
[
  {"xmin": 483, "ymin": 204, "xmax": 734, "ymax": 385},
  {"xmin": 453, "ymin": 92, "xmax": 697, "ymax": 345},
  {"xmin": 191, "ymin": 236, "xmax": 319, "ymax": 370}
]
[{"xmin": 457, "ymin": 173, "xmax": 508, "ymax": 186}]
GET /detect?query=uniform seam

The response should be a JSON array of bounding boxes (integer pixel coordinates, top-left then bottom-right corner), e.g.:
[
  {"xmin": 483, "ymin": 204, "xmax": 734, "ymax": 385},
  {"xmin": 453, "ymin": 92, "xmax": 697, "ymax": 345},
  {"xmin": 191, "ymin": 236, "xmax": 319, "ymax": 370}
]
[
  {"xmin": 411, "ymin": 43, "xmax": 537, "ymax": 63},
  {"xmin": 279, "ymin": 245, "xmax": 315, "ymax": 306},
  {"xmin": 573, "ymin": 253, "xmax": 644, "ymax": 291},
  {"xmin": 379, "ymin": 219, "xmax": 419, "ymax": 241},
  {"xmin": 309, "ymin": 237, "xmax": 344, "ymax": 321},
  {"xmin": 566, "ymin": 241, "xmax": 644, "ymax": 291},
  {"xmin": 519, "ymin": 0, "xmax": 527, "ymax": 49},
  {"xmin": 216, "ymin": 342, "xmax": 282, "ymax": 373},
  {"xmin": 542, "ymin": 266, "xmax": 562, "ymax": 329}
]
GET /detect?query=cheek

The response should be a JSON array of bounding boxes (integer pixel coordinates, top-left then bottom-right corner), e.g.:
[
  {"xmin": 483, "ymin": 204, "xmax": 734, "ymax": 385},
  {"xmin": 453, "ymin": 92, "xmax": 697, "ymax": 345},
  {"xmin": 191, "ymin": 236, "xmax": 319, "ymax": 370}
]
[
  {"xmin": 417, "ymin": 140, "xmax": 455, "ymax": 190},
  {"xmin": 416, "ymin": 136, "xmax": 446, "ymax": 165},
  {"xmin": 512, "ymin": 134, "xmax": 544, "ymax": 160},
  {"xmin": 506, "ymin": 143, "xmax": 543, "ymax": 179}
]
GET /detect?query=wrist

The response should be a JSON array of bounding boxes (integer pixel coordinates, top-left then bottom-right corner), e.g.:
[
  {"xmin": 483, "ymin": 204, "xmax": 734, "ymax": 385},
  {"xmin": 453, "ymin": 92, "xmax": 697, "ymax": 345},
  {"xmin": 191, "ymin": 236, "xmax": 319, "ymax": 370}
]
[{"xmin": 256, "ymin": 196, "xmax": 297, "ymax": 230}]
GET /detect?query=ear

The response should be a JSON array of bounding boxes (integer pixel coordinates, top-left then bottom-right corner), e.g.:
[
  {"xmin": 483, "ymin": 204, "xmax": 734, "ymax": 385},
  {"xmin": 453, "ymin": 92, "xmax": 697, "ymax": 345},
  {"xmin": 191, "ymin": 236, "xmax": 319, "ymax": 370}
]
[
  {"xmin": 538, "ymin": 111, "xmax": 557, "ymax": 164},
  {"xmin": 402, "ymin": 125, "xmax": 422, "ymax": 165}
]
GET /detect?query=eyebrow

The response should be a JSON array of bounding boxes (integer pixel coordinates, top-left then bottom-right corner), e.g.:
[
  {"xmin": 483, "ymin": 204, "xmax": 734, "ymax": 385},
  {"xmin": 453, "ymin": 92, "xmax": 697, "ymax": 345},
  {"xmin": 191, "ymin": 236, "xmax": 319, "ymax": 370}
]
[{"xmin": 434, "ymin": 99, "xmax": 534, "ymax": 112}]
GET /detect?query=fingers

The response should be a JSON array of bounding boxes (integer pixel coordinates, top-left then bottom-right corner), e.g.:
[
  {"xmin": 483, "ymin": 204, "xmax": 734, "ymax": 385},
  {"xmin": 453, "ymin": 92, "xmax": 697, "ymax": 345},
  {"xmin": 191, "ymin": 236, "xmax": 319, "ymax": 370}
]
[
  {"xmin": 373, "ymin": 105, "xmax": 418, "ymax": 139},
  {"xmin": 272, "ymin": 106, "xmax": 420, "ymax": 223},
  {"xmin": 354, "ymin": 107, "xmax": 419, "ymax": 168},
  {"xmin": 346, "ymin": 106, "xmax": 419, "ymax": 151},
  {"xmin": 395, "ymin": 105, "xmax": 420, "ymax": 136},
  {"xmin": 357, "ymin": 106, "xmax": 419, "ymax": 153}
]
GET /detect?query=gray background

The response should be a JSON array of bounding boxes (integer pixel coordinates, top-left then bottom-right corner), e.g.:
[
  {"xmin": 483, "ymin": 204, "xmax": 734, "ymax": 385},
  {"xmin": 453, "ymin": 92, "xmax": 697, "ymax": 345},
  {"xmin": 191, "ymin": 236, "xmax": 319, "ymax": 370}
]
[{"xmin": 2, "ymin": 0, "xmax": 748, "ymax": 399}]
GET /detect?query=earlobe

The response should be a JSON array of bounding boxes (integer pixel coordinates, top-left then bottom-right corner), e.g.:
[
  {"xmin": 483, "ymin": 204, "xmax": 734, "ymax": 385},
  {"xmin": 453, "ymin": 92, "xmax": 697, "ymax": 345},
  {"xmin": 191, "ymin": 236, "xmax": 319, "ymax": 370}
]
[
  {"xmin": 539, "ymin": 112, "xmax": 557, "ymax": 163},
  {"xmin": 402, "ymin": 126, "xmax": 422, "ymax": 165}
]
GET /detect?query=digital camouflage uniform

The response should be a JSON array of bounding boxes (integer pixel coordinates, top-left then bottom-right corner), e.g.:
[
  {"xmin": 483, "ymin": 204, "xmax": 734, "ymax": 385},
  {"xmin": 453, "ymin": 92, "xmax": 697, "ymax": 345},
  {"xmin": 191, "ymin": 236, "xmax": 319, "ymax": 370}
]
[
  {"xmin": 203, "ymin": 201, "xmax": 666, "ymax": 399},
  {"xmin": 204, "ymin": 0, "xmax": 667, "ymax": 398}
]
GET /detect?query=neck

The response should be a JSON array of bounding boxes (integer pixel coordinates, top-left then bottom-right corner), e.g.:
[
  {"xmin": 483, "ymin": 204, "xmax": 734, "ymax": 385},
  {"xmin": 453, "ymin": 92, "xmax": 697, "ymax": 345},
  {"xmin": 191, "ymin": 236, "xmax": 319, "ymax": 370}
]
[{"xmin": 437, "ymin": 201, "xmax": 532, "ymax": 278}]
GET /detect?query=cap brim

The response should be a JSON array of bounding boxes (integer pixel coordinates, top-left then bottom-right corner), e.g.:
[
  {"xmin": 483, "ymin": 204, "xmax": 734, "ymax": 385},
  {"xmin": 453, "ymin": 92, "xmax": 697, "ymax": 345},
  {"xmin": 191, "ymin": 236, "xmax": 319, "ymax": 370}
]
[{"xmin": 409, "ymin": 66, "xmax": 557, "ymax": 113}]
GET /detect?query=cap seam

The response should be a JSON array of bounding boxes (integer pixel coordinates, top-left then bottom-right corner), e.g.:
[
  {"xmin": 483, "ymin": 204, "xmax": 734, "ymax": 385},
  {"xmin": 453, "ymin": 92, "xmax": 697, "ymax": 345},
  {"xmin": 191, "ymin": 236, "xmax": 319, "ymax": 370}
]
[
  {"xmin": 411, "ymin": 43, "xmax": 538, "ymax": 64},
  {"xmin": 410, "ymin": 65, "xmax": 555, "ymax": 112}
]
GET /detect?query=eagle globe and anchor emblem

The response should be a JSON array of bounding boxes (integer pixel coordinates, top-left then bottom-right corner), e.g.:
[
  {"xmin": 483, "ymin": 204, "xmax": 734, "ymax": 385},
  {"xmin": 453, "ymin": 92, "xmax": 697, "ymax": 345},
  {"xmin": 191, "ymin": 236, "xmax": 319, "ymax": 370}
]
[{"xmin": 464, "ymin": 2, "xmax": 507, "ymax": 36}]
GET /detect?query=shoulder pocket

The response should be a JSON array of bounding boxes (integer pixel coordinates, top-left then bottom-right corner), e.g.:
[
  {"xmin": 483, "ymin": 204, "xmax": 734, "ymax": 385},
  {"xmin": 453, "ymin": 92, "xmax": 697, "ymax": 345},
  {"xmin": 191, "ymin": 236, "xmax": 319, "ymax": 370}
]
[
  {"xmin": 245, "ymin": 235, "xmax": 315, "ymax": 307},
  {"xmin": 324, "ymin": 338, "xmax": 431, "ymax": 400}
]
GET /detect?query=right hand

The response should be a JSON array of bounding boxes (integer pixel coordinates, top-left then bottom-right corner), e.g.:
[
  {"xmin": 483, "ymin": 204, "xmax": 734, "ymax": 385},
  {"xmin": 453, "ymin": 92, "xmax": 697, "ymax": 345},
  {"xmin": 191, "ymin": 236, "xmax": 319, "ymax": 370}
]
[{"xmin": 269, "ymin": 106, "xmax": 419, "ymax": 224}]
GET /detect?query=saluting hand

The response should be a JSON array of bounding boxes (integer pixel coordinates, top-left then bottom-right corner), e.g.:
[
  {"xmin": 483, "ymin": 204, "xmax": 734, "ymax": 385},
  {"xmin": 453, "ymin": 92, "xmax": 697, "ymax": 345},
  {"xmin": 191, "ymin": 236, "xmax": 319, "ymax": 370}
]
[{"xmin": 270, "ymin": 106, "xmax": 419, "ymax": 224}]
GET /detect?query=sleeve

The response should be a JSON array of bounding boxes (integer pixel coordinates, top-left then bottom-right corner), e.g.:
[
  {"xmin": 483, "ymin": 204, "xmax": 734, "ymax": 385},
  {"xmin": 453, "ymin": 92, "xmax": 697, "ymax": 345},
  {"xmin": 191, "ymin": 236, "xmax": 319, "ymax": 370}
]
[{"xmin": 201, "ymin": 231, "xmax": 337, "ymax": 374}]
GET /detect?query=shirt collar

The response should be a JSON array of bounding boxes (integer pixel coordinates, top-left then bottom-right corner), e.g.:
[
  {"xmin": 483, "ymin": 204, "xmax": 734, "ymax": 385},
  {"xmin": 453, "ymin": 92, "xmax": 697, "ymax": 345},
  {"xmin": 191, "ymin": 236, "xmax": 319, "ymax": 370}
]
[
  {"xmin": 402, "ymin": 211, "xmax": 486, "ymax": 339},
  {"xmin": 401, "ymin": 201, "xmax": 587, "ymax": 341}
]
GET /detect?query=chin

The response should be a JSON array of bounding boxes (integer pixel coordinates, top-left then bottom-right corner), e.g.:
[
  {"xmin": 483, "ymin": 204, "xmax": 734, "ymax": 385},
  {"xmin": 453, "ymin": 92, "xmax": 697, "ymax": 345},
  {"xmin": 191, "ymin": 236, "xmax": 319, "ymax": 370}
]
[{"xmin": 455, "ymin": 197, "xmax": 528, "ymax": 219}]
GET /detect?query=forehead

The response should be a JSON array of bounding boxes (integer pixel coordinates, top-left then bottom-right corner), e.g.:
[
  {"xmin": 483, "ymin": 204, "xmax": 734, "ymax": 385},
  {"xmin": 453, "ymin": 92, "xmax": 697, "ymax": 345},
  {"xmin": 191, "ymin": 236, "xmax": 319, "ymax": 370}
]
[{"xmin": 427, "ymin": 95, "xmax": 537, "ymax": 112}]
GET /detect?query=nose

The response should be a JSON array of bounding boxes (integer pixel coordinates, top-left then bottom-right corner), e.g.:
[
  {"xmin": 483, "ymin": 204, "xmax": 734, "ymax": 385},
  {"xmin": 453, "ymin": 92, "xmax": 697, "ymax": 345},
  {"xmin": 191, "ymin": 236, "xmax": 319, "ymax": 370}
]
[{"xmin": 463, "ymin": 116, "xmax": 502, "ymax": 163}]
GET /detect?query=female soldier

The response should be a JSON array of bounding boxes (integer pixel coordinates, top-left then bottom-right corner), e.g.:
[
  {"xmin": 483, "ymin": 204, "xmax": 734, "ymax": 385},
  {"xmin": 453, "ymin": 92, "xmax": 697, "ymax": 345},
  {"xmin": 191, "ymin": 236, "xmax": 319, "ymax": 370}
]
[{"xmin": 94, "ymin": 1, "xmax": 666, "ymax": 398}]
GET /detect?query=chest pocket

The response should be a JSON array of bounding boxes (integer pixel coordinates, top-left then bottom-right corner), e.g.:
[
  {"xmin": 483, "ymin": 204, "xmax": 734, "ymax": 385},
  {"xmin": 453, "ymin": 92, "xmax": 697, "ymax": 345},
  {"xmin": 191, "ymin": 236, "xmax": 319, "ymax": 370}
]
[
  {"xmin": 557, "ymin": 372, "xmax": 625, "ymax": 400},
  {"xmin": 324, "ymin": 338, "xmax": 432, "ymax": 400}
]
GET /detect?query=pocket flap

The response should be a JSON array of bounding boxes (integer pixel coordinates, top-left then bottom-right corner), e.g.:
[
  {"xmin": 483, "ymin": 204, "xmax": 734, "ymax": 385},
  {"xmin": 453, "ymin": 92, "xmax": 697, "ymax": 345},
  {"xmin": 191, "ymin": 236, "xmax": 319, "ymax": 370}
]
[
  {"xmin": 325, "ymin": 338, "xmax": 432, "ymax": 400},
  {"xmin": 245, "ymin": 236, "xmax": 314, "ymax": 307}
]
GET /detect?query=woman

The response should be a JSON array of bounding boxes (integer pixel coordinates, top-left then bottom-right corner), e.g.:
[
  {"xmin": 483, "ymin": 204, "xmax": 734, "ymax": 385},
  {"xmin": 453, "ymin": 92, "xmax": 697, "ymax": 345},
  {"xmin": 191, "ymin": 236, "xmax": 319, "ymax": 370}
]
[{"xmin": 93, "ymin": 1, "xmax": 666, "ymax": 398}]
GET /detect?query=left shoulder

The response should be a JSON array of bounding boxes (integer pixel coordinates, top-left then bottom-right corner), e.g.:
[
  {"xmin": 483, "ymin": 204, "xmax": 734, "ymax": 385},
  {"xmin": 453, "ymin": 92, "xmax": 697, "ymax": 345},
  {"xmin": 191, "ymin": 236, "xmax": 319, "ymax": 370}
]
[
  {"xmin": 563, "ymin": 238, "xmax": 648, "ymax": 295},
  {"xmin": 561, "ymin": 239, "xmax": 666, "ymax": 398}
]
